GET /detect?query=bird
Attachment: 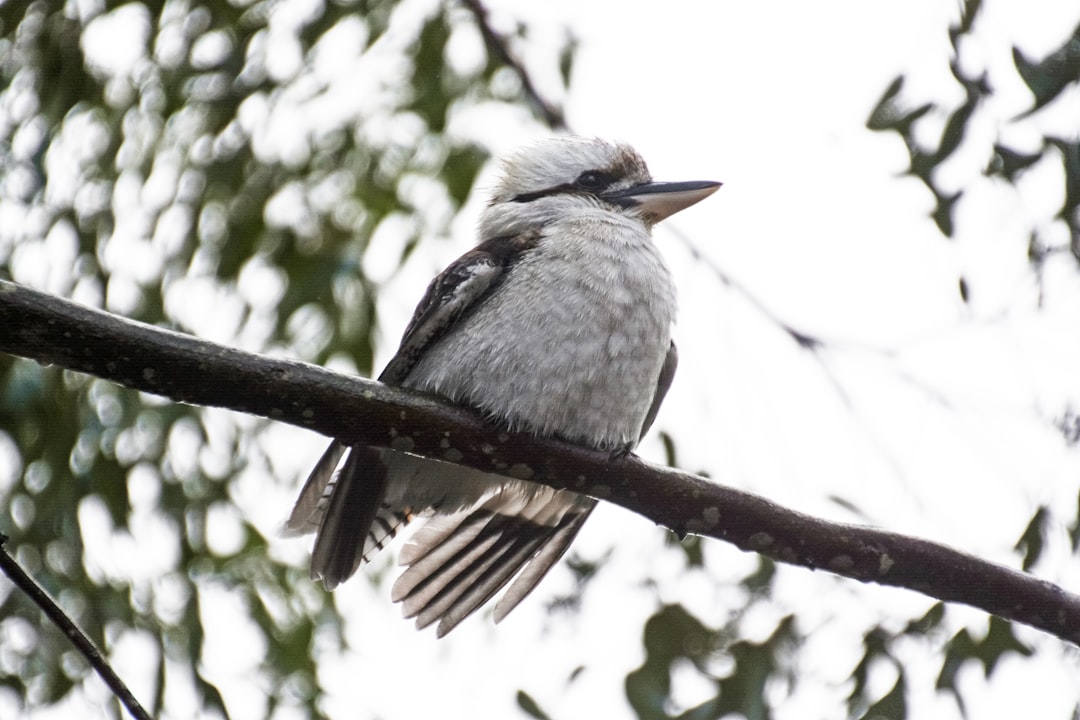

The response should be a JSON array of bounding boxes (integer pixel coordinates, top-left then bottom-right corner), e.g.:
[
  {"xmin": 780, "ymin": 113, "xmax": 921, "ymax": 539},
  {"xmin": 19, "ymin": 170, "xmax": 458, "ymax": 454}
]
[{"xmin": 285, "ymin": 137, "xmax": 720, "ymax": 637}]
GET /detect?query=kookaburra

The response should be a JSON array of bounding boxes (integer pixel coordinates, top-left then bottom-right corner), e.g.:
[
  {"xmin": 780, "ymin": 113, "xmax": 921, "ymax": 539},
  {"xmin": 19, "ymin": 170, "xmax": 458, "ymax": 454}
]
[{"xmin": 286, "ymin": 137, "xmax": 720, "ymax": 636}]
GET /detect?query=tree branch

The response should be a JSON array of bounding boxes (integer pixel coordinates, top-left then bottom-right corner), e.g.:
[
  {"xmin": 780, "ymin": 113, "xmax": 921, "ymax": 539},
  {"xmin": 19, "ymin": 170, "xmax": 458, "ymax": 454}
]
[
  {"xmin": 460, "ymin": 0, "xmax": 568, "ymax": 130},
  {"xmin": 2, "ymin": 279, "xmax": 1078, "ymax": 646},
  {"xmin": 0, "ymin": 534, "xmax": 152, "ymax": 720}
]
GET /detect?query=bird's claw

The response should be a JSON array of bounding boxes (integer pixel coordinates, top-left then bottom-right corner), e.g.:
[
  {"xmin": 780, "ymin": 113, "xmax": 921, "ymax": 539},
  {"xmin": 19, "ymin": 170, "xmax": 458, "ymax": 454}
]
[{"xmin": 608, "ymin": 442, "xmax": 634, "ymax": 461}]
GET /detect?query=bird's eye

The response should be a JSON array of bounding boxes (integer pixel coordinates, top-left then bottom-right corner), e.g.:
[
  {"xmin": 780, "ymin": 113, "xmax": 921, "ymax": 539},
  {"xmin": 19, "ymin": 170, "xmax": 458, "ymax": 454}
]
[{"xmin": 575, "ymin": 171, "xmax": 609, "ymax": 190}]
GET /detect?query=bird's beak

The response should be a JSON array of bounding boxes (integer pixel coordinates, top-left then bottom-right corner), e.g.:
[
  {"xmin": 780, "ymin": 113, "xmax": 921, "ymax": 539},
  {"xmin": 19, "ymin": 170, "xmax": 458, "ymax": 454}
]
[{"xmin": 606, "ymin": 180, "xmax": 721, "ymax": 224}]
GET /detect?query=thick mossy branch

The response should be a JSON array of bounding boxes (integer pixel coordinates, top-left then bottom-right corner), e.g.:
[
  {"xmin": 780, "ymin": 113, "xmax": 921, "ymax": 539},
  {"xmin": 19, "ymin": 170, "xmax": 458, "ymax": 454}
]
[{"xmin": 2, "ymin": 279, "xmax": 1078, "ymax": 646}]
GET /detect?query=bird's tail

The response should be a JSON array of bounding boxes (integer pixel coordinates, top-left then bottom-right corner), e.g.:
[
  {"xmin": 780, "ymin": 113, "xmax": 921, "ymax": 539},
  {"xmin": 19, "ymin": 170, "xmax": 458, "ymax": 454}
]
[
  {"xmin": 391, "ymin": 488, "xmax": 596, "ymax": 637},
  {"xmin": 285, "ymin": 441, "xmax": 416, "ymax": 589}
]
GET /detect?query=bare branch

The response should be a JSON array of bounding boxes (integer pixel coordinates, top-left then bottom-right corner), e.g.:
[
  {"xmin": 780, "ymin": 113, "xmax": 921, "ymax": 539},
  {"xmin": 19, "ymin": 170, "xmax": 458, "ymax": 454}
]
[
  {"xmin": 460, "ymin": 0, "xmax": 568, "ymax": 130},
  {"xmin": 0, "ymin": 534, "xmax": 152, "ymax": 720},
  {"xmin": 2, "ymin": 279, "xmax": 1078, "ymax": 646}
]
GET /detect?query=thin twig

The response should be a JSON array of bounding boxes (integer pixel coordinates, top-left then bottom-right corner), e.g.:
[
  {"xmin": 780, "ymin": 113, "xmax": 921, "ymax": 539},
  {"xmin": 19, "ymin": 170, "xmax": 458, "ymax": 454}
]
[
  {"xmin": 459, "ymin": 0, "xmax": 567, "ymax": 130},
  {"xmin": 0, "ymin": 534, "xmax": 151, "ymax": 720}
]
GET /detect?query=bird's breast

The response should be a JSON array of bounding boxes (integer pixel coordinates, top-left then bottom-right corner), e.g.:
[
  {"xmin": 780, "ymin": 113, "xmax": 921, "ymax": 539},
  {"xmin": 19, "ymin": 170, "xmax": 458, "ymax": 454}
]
[{"xmin": 404, "ymin": 225, "xmax": 677, "ymax": 450}]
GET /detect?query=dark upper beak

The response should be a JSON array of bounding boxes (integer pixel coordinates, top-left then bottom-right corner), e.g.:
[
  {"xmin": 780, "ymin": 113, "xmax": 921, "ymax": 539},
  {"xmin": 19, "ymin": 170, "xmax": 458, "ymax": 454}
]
[{"xmin": 605, "ymin": 180, "xmax": 721, "ymax": 223}]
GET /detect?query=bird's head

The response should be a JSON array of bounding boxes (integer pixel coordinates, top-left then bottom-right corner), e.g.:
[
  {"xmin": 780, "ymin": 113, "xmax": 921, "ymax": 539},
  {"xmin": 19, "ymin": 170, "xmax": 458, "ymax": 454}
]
[{"xmin": 480, "ymin": 137, "xmax": 720, "ymax": 237}]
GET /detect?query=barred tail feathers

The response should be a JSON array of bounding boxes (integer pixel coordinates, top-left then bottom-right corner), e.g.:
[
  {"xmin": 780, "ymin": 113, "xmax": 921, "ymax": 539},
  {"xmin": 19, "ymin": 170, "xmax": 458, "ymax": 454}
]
[
  {"xmin": 391, "ymin": 487, "xmax": 594, "ymax": 637},
  {"xmin": 284, "ymin": 441, "xmax": 347, "ymax": 536},
  {"xmin": 359, "ymin": 505, "xmax": 417, "ymax": 564},
  {"xmin": 298, "ymin": 446, "xmax": 415, "ymax": 589}
]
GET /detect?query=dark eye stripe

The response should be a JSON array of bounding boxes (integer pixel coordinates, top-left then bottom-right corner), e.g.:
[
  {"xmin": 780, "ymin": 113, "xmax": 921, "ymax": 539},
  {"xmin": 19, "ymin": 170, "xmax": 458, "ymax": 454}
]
[
  {"xmin": 511, "ymin": 184, "xmax": 574, "ymax": 203},
  {"xmin": 511, "ymin": 169, "xmax": 616, "ymax": 203}
]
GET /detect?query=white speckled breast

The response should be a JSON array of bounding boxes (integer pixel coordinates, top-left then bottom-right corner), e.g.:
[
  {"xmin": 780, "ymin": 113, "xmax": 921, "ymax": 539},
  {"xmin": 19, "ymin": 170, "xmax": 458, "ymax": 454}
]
[{"xmin": 403, "ymin": 211, "xmax": 677, "ymax": 450}]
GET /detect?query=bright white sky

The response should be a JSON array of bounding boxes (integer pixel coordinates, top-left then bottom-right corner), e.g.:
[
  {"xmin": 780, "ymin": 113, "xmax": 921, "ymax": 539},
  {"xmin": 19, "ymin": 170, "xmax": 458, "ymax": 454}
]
[{"xmin": 10, "ymin": 0, "xmax": 1080, "ymax": 718}]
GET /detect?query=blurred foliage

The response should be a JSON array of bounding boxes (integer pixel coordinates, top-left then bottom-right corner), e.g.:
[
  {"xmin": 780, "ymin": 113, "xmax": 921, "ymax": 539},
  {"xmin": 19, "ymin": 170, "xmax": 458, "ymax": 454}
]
[
  {"xmin": 625, "ymin": 604, "xmax": 796, "ymax": 720},
  {"xmin": 517, "ymin": 688, "xmax": 555, "ymax": 720},
  {"xmin": 867, "ymin": 0, "xmax": 1080, "ymax": 266},
  {"xmin": 867, "ymin": 16, "xmax": 1080, "ymax": 714},
  {"xmin": 843, "ymin": 603, "xmax": 1035, "ymax": 720},
  {"xmin": 0, "ymin": 0, "xmax": 566, "ymax": 716},
  {"xmin": 1014, "ymin": 505, "xmax": 1049, "ymax": 572}
]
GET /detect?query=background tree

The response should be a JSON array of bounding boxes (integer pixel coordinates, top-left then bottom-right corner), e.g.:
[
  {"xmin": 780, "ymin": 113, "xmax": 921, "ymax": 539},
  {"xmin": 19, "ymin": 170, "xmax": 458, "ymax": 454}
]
[
  {"xmin": 0, "ymin": 0, "xmax": 536, "ymax": 715},
  {"xmin": 2, "ymin": 1, "xmax": 1080, "ymax": 719}
]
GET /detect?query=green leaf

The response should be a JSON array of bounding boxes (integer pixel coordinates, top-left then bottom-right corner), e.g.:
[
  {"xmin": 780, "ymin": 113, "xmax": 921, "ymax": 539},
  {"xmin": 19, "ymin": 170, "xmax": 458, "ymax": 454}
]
[
  {"xmin": 1071, "ymin": 487, "xmax": 1080, "ymax": 550},
  {"xmin": 658, "ymin": 431, "xmax": 678, "ymax": 468},
  {"xmin": 195, "ymin": 672, "xmax": 231, "ymax": 720},
  {"xmin": 1047, "ymin": 138, "xmax": 1080, "ymax": 242},
  {"xmin": 516, "ymin": 690, "xmax": 554, "ymax": 720},
  {"xmin": 866, "ymin": 76, "xmax": 932, "ymax": 137},
  {"xmin": 988, "ymin": 144, "xmax": 1043, "ymax": 181},
  {"xmin": 937, "ymin": 617, "xmax": 1033, "ymax": 703},
  {"xmin": 1012, "ymin": 26, "xmax": 1080, "ymax": 114},
  {"xmin": 931, "ymin": 189, "xmax": 962, "ymax": 237},
  {"xmin": 949, "ymin": 0, "xmax": 982, "ymax": 43},
  {"xmin": 714, "ymin": 617, "xmax": 796, "ymax": 720},
  {"xmin": 626, "ymin": 605, "xmax": 716, "ymax": 720},
  {"xmin": 858, "ymin": 672, "xmax": 907, "ymax": 720},
  {"xmin": 848, "ymin": 627, "xmax": 893, "ymax": 713},
  {"xmin": 935, "ymin": 82, "xmax": 982, "ymax": 165},
  {"xmin": 902, "ymin": 602, "xmax": 945, "ymax": 636},
  {"xmin": 980, "ymin": 617, "xmax": 1033, "ymax": 675},
  {"xmin": 1013, "ymin": 506, "xmax": 1048, "ymax": 571},
  {"xmin": 558, "ymin": 34, "xmax": 577, "ymax": 89}
]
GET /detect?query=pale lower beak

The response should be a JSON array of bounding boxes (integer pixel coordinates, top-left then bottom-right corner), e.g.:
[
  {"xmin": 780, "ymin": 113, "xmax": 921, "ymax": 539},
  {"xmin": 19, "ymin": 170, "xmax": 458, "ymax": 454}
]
[{"xmin": 606, "ymin": 180, "xmax": 721, "ymax": 223}]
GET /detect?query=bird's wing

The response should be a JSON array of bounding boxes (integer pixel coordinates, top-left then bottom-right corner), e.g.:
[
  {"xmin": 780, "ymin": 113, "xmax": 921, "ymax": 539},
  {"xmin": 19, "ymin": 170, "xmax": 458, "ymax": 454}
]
[
  {"xmin": 392, "ymin": 488, "xmax": 596, "ymax": 637},
  {"xmin": 638, "ymin": 340, "xmax": 678, "ymax": 440},
  {"xmin": 379, "ymin": 231, "xmax": 541, "ymax": 384},
  {"xmin": 288, "ymin": 232, "xmax": 542, "ymax": 588}
]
